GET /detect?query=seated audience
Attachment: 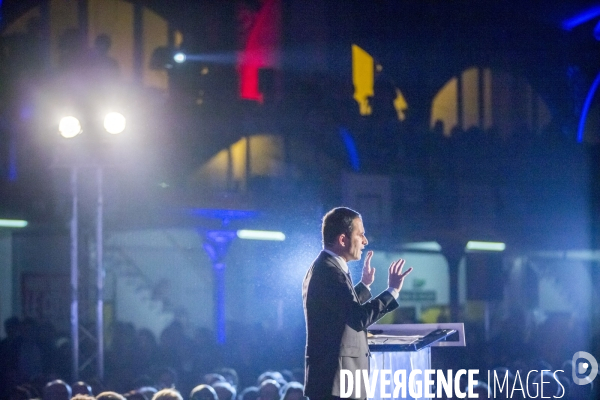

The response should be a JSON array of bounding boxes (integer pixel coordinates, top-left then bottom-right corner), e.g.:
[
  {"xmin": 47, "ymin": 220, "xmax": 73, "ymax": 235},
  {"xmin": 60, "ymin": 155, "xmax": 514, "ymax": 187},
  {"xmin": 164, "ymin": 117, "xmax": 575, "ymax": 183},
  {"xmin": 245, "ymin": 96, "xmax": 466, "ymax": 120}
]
[
  {"xmin": 189, "ymin": 384, "xmax": 218, "ymax": 400},
  {"xmin": 97, "ymin": 391, "xmax": 127, "ymax": 400},
  {"xmin": 257, "ymin": 380, "xmax": 279, "ymax": 400},
  {"xmin": 256, "ymin": 372, "xmax": 285, "ymax": 388},
  {"xmin": 216, "ymin": 368, "xmax": 239, "ymax": 390},
  {"xmin": 279, "ymin": 382, "xmax": 304, "ymax": 400},
  {"xmin": 43, "ymin": 380, "xmax": 71, "ymax": 400},
  {"xmin": 204, "ymin": 374, "xmax": 226, "ymax": 386},
  {"xmin": 124, "ymin": 390, "xmax": 150, "ymax": 400},
  {"xmin": 212, "ymin": 382, "xmax": 236, "ymax": 400},
  {"xmin": 71, "ymin": 381, "xmax": 93, "ymax": 396},
  {"xmin": 153, "ymin": 389, "xmax": 184, "ymax": 400},
  {"xmin": 237, "ymin": 387, "xmax": 258, "ymax": 400}
]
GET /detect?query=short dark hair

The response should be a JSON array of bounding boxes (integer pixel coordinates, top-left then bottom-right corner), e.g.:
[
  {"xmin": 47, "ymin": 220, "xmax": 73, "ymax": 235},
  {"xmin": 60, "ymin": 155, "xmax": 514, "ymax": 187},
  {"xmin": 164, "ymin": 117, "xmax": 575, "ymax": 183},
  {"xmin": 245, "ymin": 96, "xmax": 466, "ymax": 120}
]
[{"xmin": 322, "ymin": 207, "xmax": 360, "ymax": 247}]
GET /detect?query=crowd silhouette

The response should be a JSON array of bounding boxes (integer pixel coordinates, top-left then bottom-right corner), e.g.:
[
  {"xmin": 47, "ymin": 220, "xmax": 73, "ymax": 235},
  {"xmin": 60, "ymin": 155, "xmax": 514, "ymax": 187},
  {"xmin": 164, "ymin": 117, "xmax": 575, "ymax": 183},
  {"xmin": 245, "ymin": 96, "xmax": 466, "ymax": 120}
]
[{"xmin": 1, "ymin": 314, "xmax": 598, "ymax": 399}]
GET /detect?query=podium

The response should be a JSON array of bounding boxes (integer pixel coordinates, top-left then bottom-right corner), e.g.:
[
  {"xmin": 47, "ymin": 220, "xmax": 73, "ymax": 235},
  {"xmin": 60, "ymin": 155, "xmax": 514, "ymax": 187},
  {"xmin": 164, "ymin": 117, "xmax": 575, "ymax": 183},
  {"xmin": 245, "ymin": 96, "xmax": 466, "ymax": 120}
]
[{"xmin": 367, "ymin": 323, "xmax": 465, "ymax": 400}]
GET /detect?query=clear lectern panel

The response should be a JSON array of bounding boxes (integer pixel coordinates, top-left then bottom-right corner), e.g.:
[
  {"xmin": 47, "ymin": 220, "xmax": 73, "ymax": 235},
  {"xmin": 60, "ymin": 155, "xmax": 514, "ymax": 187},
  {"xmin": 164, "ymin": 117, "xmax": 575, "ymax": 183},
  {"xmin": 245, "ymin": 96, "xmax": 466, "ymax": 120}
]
[
  {"xmin": 366, "ymin": 324, "xmax": 465, "ymax": 400},
  {"xmin": 368, "ymin": 348, "xmax": 430, "ymax": 400}
]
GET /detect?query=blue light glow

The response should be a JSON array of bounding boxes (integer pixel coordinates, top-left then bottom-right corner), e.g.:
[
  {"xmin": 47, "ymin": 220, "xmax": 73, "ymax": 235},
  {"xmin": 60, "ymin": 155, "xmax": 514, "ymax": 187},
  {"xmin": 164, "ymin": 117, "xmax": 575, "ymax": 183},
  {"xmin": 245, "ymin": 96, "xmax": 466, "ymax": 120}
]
[
  {"xmin": 202, "ymin": 229, "xmax": 238, "ymax": 344},
  {"xmin": 562, "ymin": 6, "xmax": 600, "ymax": 31},
  {"xmin": 213, "ymin": 263, "xmax": 226, "ymax": 344},
  {"xmin": 340, "ymin": 128, "xmax": 360, "ymax": 171},
  {"xmin": 577, "ymin": 71, "xmax": 600, "ymax": 143},
  {"xmin": 173, "ymin": 52, "xmax": 186, "ymax": 63}
]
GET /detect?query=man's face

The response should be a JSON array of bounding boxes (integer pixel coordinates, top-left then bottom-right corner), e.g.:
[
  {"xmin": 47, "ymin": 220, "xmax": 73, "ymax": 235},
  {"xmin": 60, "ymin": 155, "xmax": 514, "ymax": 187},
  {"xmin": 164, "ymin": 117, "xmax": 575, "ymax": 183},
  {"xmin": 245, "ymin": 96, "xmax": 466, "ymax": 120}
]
[{"xmin": 342, "ymin": 217, "xmax": 368, "ymax": 261}]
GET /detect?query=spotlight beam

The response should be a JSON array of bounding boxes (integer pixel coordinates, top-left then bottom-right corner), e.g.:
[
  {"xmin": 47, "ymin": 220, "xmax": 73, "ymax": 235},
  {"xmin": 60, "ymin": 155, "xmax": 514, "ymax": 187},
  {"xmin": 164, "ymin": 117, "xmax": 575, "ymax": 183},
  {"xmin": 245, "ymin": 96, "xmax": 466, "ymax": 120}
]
[{"xmin": 173, "ymin": 52, "xmax": 238, "ymax": 64}]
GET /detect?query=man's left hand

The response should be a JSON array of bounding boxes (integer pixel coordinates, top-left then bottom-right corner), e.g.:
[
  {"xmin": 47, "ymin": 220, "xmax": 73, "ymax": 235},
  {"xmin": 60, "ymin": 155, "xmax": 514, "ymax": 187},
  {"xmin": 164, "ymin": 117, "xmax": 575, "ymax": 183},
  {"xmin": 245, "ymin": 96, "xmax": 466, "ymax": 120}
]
[{"xmin": 361, "ymin": 250, "xmax": 375, "ymax": 286}]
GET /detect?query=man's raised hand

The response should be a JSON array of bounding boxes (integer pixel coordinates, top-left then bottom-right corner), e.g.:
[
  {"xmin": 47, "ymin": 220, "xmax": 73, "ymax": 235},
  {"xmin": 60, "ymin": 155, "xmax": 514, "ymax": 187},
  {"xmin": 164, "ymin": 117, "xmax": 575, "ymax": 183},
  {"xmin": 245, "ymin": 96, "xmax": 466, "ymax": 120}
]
[
  {"xmin": 388, "ymin": 259, "xmax": 413, "ymax": 291},
  {"xmin": 360, "ymin": 250, "xmax": 375, "ymax": 286}
]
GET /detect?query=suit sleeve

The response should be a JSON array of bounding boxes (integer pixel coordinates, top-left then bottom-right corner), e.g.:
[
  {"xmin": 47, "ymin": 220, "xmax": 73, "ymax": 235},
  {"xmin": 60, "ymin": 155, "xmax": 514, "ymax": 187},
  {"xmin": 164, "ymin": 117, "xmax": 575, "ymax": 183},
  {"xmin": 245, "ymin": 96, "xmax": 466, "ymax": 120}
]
[
  {"xmin": 327, "ymin": 266, "xmax": 399, "ymax": 332},
  {"xmin": 354, "ymin": 281, "xmax": 372, "ymax": 304}
]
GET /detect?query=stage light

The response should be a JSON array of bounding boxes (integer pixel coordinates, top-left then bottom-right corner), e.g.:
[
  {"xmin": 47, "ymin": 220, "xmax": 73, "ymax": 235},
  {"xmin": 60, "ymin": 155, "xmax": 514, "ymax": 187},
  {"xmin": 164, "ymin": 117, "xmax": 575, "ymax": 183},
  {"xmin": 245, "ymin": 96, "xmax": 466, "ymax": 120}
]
[
  {"xmin": 103, "ymin": 112, "xmax": 126, "ymax": 134},
  {"xmin": 577, "ymin": 71, "xmax": 600, "ymax": 142},
  {"xmin": 562, "ymin": 5, "xmax": 600, "ymax": 31},
  {"xmin": 465, "ymin": 241, "xmax": 505, "ymax": 252},
  {"xmin": 237, "ymin": 229, "xmax": 285, "ymax": 241},
  {"xmin": 402, "ymin": 241, "xmax": 442, "ymax": 252},
  {"xmin": 174, "ymin": 52, "xmax": 186, "ymax": 63},
  {"xmin": 0, "ymin": 219, "xmax": 28, "ymax": 228},
  {"xmin": 59, "ymin": 116, "xmax": 82, "ymax": 138}
]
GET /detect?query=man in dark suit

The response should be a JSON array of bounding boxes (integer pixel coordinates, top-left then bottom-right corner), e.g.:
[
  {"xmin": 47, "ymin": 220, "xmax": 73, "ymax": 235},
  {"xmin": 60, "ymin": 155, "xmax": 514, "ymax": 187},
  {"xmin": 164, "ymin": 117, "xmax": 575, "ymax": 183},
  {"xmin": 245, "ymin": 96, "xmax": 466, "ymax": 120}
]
[{"xmin": 302, "ymin": 207, "xmax": 412, "ymax": 400}]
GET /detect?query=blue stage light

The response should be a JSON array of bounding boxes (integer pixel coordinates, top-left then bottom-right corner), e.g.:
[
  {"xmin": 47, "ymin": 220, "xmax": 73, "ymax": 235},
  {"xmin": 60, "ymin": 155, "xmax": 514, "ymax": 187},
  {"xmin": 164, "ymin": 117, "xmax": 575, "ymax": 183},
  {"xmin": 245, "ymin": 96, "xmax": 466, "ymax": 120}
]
[
  {"xmin": 562, "ymin": 6, "xmax": 600, "ymax": 31},
  {"xmin": 577, "ymin": 72, "xmax": 600, "ymax": 143},
  {"xmin": 340, "ymin": 128, "xmax": 360, "ymax": 171}
]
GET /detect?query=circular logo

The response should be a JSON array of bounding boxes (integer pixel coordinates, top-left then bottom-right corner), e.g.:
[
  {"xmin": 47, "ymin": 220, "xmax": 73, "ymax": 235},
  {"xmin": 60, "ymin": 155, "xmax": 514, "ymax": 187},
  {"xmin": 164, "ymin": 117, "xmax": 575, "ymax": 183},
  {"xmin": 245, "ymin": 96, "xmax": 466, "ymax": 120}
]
[{"xmin": 572, "ymin": 351, "xmax": 598, "ymax": 385}]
